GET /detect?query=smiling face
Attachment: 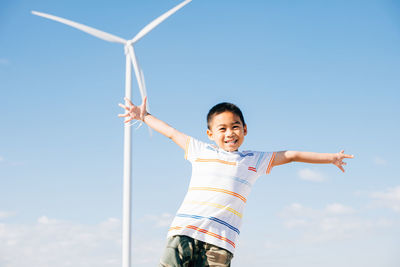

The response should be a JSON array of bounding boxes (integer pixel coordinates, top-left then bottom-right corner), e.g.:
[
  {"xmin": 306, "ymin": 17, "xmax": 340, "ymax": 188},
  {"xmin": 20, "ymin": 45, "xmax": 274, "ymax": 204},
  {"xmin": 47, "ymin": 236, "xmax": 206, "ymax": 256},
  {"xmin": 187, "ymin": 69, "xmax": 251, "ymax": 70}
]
[{"xmin": 206, "ymin": 111, "xmax": 247, "ymax": 152}]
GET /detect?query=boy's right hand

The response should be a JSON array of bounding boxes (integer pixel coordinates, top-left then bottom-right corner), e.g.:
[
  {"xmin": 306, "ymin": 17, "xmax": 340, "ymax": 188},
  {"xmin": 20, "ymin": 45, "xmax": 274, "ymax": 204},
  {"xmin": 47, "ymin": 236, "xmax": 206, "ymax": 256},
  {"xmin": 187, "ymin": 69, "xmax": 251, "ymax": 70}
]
[{"xmin": 118, "ymin": 97, "xmax": 148, "ymax": 123}]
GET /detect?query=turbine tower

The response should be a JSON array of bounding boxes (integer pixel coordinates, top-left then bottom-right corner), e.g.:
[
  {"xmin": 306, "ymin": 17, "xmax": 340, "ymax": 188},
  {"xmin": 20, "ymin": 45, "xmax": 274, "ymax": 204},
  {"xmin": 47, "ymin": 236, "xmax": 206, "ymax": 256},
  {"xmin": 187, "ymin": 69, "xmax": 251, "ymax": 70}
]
[{"xmin": 32, "ymin": 1, "xmax": 192, "ymax": 266}]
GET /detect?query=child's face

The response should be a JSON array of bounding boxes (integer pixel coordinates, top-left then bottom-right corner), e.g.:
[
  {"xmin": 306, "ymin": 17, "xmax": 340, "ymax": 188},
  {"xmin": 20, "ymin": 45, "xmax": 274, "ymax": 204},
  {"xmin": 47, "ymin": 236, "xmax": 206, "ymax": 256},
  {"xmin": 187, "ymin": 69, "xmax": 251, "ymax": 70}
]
[{"xmin": 207, "ymin": 111, "xmax": 247, "ymax": 152}]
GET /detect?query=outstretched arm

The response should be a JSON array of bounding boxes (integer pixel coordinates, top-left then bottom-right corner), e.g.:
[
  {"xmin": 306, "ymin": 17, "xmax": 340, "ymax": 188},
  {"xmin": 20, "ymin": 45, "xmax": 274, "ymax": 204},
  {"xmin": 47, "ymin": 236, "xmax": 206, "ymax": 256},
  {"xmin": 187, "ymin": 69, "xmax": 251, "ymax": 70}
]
[
  {"xmin": 118, "ymin": 97, "xmax": 188, "ymax": 150},
  {"xmin": 272, "ymin": 150, "xmax": 354, "ymax": 172}
]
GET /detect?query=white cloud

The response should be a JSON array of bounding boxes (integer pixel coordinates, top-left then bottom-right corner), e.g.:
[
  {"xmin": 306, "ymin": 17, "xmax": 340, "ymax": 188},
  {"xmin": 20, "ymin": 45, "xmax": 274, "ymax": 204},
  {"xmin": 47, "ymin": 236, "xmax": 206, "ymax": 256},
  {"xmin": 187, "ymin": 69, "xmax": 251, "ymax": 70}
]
[
  {"xmin": 278, "ymin": 202, "xmax": 387, "ymax": 244},
  {"xmin": 325, "ymin": 203, "xmax": 354, "ymax": 215},
  {"xmin": 0, "ymin": 211, "xmax": 15, "ymax": 219},
  {"xmin": 140, "ymin": 212, "xmax": 173, "ymax": 227},
  {"xmin": 373, "ymin": 156, "xmax": 387, "ymax": 166},
  {"xmin": 37, "ymin": 215, "xmax": 58, "ymax": 224},
  {"xmin": 370, "ymin": 186, "xmax": 400, "ymax": 212},
  {"xmin": 0, "ymin": 212, "xmax": 178, "ymax": 267},
  {"xmin": 284, "ymin": 218, "xmax": 308, "ymax": 229},
  {"xmin": 279, "ymin": 203, "xmax": 316, "ymax": 218},
  {"xmin": 279, "ymin": 203, "xmax": 354, "ymax": 219},
  {"xmin": 297, "ymin": 168, "xmax": 326, "ymax": 182},
  {"xmin": 375, "ymin": 218, "xmax": 395, "ymax": 227},
  {"xmin": 0, "ymin": 216, "xmax": 122, "ymax": 267}
]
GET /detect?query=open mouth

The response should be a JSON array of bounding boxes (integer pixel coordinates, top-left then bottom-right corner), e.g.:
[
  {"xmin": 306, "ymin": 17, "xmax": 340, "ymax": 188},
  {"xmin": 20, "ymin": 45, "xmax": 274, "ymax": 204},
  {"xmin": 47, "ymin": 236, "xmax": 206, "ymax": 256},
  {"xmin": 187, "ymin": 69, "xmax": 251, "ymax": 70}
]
[{"xmin": 225, "ymin": 140, "xmax": 238, "ymax": 144}]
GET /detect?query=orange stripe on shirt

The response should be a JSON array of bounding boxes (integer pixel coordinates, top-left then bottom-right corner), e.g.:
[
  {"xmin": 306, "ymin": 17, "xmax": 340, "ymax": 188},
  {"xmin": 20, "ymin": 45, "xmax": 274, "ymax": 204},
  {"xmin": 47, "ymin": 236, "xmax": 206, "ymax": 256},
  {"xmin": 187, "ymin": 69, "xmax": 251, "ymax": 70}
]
[
  {"xmin": 189, "ymin": 187, "xmax": 247, "ymax": 203},
  {"xmin": 266, "ymin": 152, "xmax": 276, "ymax": 174},
  {"xmin": 195, "ymin": 158, "xmax": 237, "ymax": 166},
  {"xmin": 169, "ymin": 225, "xmax": 236, "ymax": 248},
  {"xmin": 169, "ymin": 226, "xmax": 182, "ymax": 231}
]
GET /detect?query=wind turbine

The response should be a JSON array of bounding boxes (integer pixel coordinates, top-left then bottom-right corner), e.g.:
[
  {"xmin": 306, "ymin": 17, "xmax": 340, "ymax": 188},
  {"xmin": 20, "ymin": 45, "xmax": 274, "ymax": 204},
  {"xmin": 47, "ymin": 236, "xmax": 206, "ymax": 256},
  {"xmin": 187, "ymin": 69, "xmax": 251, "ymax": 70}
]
[{"xmin": 32, "ymin": 1, "xmax": 192, "ymax": 266}]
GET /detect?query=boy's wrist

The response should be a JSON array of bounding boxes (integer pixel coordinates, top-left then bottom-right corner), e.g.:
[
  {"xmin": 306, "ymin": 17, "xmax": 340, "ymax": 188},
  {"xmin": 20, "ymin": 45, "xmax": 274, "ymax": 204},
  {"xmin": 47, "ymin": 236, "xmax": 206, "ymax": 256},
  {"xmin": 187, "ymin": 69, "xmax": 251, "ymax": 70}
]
[{"xmin": 142, "ymin": 112, "xmax": 150, "ymax": 121}]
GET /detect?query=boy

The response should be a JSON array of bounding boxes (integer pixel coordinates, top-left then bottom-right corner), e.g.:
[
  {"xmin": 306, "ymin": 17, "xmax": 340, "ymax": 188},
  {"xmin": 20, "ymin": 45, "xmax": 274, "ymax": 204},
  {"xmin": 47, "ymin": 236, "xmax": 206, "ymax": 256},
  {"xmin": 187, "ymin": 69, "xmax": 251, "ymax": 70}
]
[{"xmin": 118, "ymin": 97, "xmax": 354, "ymax": 267}]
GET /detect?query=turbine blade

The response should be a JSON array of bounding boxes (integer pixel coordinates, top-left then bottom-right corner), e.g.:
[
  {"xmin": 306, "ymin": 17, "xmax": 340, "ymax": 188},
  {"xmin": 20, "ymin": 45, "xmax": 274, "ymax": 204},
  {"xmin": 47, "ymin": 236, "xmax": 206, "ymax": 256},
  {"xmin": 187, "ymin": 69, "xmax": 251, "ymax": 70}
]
[
  {"xmin": 130, "ymin": 0, "xmax": 192, "ymax": 44},
  {"xmin": 127, "ymin": 46, "xmax": 152, "ymax": 135},
  {"xmin": 32, "ymin": 11, "xmax": 127, "ymax": 44},
  {"xmin": 139, "ymin": 69, "xmax": 147, "ymax": 101},
  {"xmin": 127, "ymin": 46, "xmax": 146, "ymax": 100},
  {"xmin": 140, "ymin": 68, "xmax": 153, "ymax": 136},
  {"xmin": 139, "ymin": 68, "xmax": 150, "ymax": 112}
]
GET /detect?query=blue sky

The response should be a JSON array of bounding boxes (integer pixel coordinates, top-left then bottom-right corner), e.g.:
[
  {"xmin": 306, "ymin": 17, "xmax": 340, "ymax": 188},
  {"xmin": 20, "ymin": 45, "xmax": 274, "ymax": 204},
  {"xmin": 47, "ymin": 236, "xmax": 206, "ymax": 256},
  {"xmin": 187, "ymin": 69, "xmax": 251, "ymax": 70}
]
[{"xmin": 1, "ymin": 0, "xmax": 399, "ymax": 266}]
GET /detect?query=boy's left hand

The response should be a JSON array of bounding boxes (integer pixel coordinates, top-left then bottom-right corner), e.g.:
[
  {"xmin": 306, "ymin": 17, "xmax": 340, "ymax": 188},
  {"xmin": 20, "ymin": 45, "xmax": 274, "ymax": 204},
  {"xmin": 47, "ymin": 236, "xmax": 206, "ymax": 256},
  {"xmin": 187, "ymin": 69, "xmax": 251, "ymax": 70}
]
[{"xmin": 333, "ymin": 150, "xmax": 354, "ymax": 172}]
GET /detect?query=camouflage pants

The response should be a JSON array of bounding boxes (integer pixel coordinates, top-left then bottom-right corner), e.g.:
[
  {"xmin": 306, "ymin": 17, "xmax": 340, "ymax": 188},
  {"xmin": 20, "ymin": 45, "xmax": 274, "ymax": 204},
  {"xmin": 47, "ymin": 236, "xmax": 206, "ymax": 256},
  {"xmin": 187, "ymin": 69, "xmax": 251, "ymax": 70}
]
[{"xmin": 160, "ymin": 235, "xmax": 233, "ymax": 267}]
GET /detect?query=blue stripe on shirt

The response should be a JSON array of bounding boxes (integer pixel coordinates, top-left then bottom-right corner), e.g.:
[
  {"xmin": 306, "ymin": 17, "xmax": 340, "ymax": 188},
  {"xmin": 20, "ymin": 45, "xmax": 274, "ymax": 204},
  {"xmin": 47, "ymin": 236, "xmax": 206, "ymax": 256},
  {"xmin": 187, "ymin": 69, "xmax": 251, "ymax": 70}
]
[
  {"xmin": 176, "ymin": 213, "xmax": 240, "ymax": 235},
  {"xmin": 230, "ymin": 176, "xmax": 251, "ymax": 186},
  {"xmin": 255, "ymin": 152, "xmax": 265, "ymax": 169}
]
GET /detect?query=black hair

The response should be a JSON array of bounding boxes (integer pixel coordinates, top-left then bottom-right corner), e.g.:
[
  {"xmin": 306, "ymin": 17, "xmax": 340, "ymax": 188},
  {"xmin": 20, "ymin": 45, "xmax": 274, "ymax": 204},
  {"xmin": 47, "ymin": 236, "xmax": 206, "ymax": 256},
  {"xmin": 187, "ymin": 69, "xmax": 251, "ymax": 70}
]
[{"xmin": 207, "ymin": 102, "xmax": 246, "ymax": 129}]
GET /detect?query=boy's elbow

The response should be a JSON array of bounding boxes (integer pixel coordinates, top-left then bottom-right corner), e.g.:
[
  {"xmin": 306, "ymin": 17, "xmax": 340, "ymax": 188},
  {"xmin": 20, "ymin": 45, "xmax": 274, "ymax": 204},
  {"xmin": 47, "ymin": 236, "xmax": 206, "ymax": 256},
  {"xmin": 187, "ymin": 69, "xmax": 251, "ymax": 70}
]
[
  {"xmin": 285, "ymin": 151, "xmax": 298, "ymax": 163},
  {"xmin": 273, "ymin": 151, "xmax": 297, "ymax": 167},
  {"xmin": 167, "ymin": 129, "xmax": 175, "ymax": 140},
  {"xmin": 169, "ymin": 128, "xmax": 180, "ymax": 141}
]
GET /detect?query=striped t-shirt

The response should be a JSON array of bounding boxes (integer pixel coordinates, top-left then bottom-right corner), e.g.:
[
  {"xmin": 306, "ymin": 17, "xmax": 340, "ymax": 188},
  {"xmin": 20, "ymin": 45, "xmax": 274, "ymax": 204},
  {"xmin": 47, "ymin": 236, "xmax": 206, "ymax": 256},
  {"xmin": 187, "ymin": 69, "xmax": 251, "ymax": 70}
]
[{"xmin": 167, "ymin": 137, "xmax": 276, "ymax": 254}]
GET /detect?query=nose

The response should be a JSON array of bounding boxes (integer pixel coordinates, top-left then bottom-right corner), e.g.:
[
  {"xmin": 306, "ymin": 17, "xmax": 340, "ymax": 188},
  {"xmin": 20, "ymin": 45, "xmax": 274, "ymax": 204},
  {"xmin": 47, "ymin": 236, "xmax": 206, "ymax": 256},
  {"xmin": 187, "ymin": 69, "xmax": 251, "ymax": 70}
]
[{"xmin": 226, "ymin": 128, "xmax": 234, "ymax": 137}]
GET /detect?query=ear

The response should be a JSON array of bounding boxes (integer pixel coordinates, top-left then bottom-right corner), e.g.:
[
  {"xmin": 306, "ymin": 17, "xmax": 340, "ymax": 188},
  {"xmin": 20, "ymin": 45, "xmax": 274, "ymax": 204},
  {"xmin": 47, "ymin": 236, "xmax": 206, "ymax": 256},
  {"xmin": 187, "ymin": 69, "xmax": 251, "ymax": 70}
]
[
  {"xmin": 206, "ymin": 129, "xmax": 214, "ymax": 141},
  {"xmin": 243, "ymin": 124, "xmax": 247, "ymax": 136}
]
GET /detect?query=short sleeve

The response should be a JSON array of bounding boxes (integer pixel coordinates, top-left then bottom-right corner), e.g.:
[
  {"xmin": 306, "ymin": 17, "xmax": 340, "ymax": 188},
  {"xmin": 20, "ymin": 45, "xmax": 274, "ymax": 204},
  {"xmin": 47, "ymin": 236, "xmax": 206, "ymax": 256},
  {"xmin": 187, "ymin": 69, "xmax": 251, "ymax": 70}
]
[
  {"xmin": 184, "ymin": 137, "xmax": 209, "ymax": 162},
  {"xmin": 255, "ymin": 151, "xmax": 277, "ymax": 175}
]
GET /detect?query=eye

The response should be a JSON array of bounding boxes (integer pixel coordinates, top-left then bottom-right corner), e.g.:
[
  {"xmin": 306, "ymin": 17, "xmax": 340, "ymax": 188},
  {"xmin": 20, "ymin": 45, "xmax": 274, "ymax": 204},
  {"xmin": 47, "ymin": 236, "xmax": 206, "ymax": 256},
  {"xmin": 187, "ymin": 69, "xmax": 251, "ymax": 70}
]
[{"xmin": 219, "ymin": 128, "xmax": 226, "ymax": 132}]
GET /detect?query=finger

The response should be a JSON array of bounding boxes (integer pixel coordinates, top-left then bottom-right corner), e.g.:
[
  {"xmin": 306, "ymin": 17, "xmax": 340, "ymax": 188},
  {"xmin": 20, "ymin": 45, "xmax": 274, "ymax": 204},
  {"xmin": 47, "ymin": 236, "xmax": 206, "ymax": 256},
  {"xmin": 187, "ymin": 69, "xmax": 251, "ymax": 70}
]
[
  {"xmin": 124, "ymin": 97, "xmax": 134, "ymax": 106},
  {"xmin": 340, "ymin": 150, "xmax": 344, "ymax": 154},
  {"xmin": 338, "ymin": 165, "xmax": 345, "ymax": 172},
  {"xmin": 343, "ymin": 154, "xmax": 354, "ymax": 158},
  {"xmin": 118, "ymin": 103, "xmax": 129, "ymax": 111},
  {"xmin": 124, "ymin": 117, "xmax": 134, "ymax": 123},
  {"xmin": 142, "ymin": 97, "xmax": 148, "ymax": 115},
  {"xmin": 118, "ymin": 113, "xmax": 129, "ymax": 117}
]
